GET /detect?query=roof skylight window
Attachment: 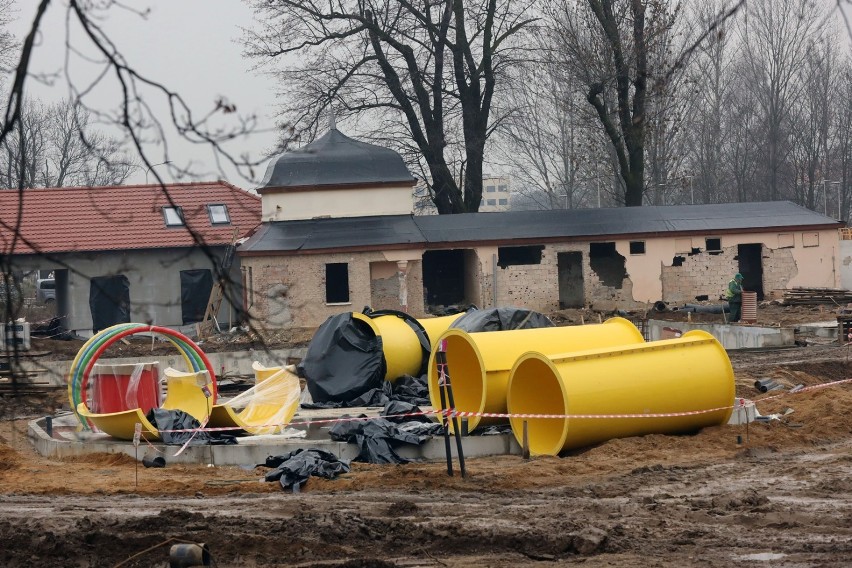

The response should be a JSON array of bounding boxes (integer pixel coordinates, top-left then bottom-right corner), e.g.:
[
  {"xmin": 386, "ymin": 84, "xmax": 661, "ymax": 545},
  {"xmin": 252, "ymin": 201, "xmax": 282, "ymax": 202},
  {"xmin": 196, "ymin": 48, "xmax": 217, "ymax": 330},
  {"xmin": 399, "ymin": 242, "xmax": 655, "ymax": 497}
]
[
  {"xmin": 207, "ymin": 204, "xmax": 231, "ymax": 225},
  {"xmin": 163, "ymin": 206, "xmax": 184, "ymax": 227}
]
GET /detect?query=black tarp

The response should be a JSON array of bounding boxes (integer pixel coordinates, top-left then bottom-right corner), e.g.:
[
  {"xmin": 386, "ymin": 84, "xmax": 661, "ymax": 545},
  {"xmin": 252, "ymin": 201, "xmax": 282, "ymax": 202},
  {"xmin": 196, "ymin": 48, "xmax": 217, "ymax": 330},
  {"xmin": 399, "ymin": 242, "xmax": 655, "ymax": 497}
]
[
  {"xmin": 180, "ymin": 269, "xmax": 214, "ymax": 324},
  {"xmin": 262, "ymin": 449, "xmax": 351, "ymax": 492},
  {"xmin": 89, "ymin": 275, "xmax": 130, "ymax": 334},
  {"xmin": 146, "ymin": 408, "xmax": 237, "ymax": 446},
  {"xmin": 449, "ymin": 307, "xmax": 554, "ymax": 332},
  {"xmin": 300, "ymin": 313, "xmax": 386, "ymax": 403},
  {"xmin": 301, "ymin": 373, "xmax": 430, "ymax": 409},
  {"xmin": 329, "ymin": 414, "xmax": 433, "ymax": 464}
]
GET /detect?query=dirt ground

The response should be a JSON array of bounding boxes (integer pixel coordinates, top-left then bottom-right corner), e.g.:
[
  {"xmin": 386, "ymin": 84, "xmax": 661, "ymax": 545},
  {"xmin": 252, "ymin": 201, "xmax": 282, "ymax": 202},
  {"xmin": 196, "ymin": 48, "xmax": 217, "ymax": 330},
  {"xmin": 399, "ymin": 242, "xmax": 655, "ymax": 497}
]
[
  {"xmin": 0, "ymin": 341, "xmax": 851, "ymax": 566},
  {"xmin": 2, "ymin": 304, "xmax": 849, "ymax": 566}
]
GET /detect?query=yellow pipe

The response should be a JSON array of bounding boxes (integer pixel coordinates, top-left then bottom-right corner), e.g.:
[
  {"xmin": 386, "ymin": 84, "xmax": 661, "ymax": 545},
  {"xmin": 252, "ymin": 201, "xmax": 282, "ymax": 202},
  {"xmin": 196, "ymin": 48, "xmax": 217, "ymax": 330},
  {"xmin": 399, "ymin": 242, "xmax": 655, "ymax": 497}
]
[
  {"xmin": 352, "ymin": 312, "xmax": 424, "ymax": 382},
  {"xmin": 428, "ymin": 317, "xmax": 645, "ymax": 432},
  {"xmin": 416, "ymin": 313, "xmax": 464, "ymax": 349},
  {"xmin": 507, "ymin": 330, "xmax": 735, "ymax": 456}
]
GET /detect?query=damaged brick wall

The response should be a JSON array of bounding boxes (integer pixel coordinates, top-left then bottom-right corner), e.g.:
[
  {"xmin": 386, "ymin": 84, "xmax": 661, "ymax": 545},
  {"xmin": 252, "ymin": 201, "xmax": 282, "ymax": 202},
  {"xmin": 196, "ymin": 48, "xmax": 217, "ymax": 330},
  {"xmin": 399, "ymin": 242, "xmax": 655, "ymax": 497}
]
[
  {"xmin": 242, "ymin": 253, "xmax": 424, "ymax": 330},
  {"xmin": 661, "ymin": 246, "xmax": 737, "ymax": 304},
  {"xmin": 370, "ymin": 261, "xmax": 404, "ymax": 312},
  {"xmin": 761, "ymin": 247, "xmax": 798, "ymax": 294},
  {"xmin": 660, "ymin": 244, "xmax": 799, "ymax": 304},
  {"xmin": 490, "ymin": 243, "xmax": 641, "ymax": 313}
]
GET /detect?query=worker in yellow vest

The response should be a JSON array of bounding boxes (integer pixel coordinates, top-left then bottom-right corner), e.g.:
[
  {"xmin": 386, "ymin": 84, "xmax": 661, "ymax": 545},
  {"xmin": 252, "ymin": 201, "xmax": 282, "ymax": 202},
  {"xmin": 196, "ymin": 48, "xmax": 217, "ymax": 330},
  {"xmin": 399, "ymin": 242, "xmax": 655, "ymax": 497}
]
[{"xmin": 725, "ymin": 273, "xmax": 744, "ymax": 322}]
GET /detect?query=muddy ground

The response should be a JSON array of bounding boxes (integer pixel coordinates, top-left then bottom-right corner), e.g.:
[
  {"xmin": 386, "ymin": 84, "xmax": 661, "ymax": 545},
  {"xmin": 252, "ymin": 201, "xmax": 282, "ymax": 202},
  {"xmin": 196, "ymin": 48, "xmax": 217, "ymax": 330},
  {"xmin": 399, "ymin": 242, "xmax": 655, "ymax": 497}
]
[{"xmin": 0, "ymin": 343, "xmax": 851, "ymax": 566}]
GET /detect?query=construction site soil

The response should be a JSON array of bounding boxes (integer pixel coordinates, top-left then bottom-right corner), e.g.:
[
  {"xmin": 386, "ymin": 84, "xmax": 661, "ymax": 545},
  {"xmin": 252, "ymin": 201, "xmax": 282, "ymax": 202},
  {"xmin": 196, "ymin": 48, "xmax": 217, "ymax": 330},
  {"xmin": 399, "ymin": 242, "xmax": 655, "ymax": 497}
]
[{"xmin": 1, "ymin": 305, "xmax": 850, "ymax": 566}]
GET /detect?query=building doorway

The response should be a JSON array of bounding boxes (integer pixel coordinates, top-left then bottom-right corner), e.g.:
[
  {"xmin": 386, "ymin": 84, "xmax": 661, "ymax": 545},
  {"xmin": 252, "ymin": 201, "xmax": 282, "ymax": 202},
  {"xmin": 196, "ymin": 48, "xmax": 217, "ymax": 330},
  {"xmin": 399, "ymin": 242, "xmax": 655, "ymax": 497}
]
[
  {"xmin": 422, "ymin": 249, "xmax": 476, "ymax": 310},
  {"xmin": 737, "ymin": 244, "xmax": 764, "ymax": 300},
  {"xmin": 557, "ymin": 251, "xmax": 584, "ymax": 308}
]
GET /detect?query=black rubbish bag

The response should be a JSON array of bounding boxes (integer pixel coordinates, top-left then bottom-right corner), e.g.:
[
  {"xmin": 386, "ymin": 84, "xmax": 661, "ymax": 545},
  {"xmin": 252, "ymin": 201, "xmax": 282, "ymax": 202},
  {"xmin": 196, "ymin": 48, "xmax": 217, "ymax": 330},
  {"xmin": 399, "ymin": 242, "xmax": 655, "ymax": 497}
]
[
  {"xmin": 146, "ymin": 409, "xmax": 237, "ymax": 446},
  {"xmin": 381, "ymin": 400, "xmax": 433, "ymax": 424},
  {"xmin": 301, "ymin": 381, "xmax": 392, "ymax": 410},
  {"xmin": 300, "ymin": 313, "xmax": 386, "ymax": 403},
  {"xmin": 449, "ymin": 307, "xmax": 554, "ymax": 332},
  {"xmin": 391, "ymin": 374, "xmax": 430, "ymax": 406},
  {"xmin": 262, "ymin": 449, "xmax": 351, "ymax": 492},
  {"xmin": 329, "ymin": 415, "xmax": 428, "ymax": 464}
]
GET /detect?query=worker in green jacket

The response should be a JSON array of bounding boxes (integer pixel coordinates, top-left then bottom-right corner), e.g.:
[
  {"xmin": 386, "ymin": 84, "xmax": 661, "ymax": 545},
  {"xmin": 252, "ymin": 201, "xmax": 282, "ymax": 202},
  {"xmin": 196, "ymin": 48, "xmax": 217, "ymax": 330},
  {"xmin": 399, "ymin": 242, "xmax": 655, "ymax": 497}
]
[{"xmin": 725, "ymin": 273, "xmax": 744, "ymax": 322}]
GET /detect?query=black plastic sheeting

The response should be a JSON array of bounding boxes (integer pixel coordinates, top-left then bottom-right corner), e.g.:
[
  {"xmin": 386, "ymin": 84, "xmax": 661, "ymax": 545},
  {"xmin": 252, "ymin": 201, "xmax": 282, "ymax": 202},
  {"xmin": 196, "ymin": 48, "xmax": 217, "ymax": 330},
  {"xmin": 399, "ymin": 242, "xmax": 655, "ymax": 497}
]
[
  {"xmin": 302, "ymin": 373, "xmax": 430, "ymax": 409},
  {"xmin": 146, "ymin": 408, "xmax": 237, "ymax": 446},
  {"xmin": 180, "ymin": 269, "xmax": 214, "ymax": 324},
  {"xmin": 300, "ymin": 312, "xmax": 386, "ymax": 403},
  {"xmin": 89, "ymin": 275, "xmax": 131, "ymax": 334},
  {"xmin": 300, "ymin": 309, "xmax": 433, "ymax": 404},
  {"xmin": 449, "ymin": 307, "xmax": 554, "ymax": 332},
  {"xmin": 329, "ymin": 403, "xmax": 440, "ymax": 464},
  {"xmin": 262, "ymin": 449, "xmax": 351, "ymax": 492}
]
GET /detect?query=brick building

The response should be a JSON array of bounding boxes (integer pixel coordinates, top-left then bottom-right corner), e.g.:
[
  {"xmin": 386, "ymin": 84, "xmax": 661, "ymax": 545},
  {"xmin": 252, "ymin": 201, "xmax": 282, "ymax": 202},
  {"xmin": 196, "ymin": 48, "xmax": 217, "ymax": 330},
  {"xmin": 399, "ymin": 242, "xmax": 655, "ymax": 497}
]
[{"xmin": 240, "ymin": 128, "xmax": 843, "ymax": 329}]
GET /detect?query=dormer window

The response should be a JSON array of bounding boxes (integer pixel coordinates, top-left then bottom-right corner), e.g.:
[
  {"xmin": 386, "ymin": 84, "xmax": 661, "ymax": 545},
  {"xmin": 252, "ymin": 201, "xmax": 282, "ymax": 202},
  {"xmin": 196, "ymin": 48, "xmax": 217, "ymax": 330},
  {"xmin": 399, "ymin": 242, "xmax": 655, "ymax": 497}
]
[
  {"xmin": 207, "ymin": 204, "xmax": 231, "ymax": 225},
  {"xmin": 163, "ymin": 206, "xmax": 184, "ymax": 227}
]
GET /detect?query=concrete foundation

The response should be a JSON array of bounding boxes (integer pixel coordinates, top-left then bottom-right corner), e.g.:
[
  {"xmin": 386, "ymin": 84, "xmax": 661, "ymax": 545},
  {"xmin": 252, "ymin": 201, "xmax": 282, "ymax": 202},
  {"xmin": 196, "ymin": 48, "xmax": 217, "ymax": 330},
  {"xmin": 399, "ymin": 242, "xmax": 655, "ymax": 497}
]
[
  {"xmin": 647, "ymin": 319, "xmax": 796, "ymax": 350},
  {"xmin": 28, "ymin": 409, "xmax": 521, "ymax": 465}
]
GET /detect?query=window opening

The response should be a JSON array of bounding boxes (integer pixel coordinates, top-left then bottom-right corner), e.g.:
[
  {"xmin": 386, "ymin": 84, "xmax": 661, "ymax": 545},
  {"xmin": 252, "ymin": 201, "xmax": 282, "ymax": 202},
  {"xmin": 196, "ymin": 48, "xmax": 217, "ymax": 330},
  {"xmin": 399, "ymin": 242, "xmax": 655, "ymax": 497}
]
[
  {"xmin": 629, "ymin": 241, "xmax": 646, "ymax": 255},
  {"xmin": 326, "ymin": 263, "xmax": 350, "ymax": 303},
  {"xmin": 498, "ymin": 245, "xmax": 544, "ymax": 268}
]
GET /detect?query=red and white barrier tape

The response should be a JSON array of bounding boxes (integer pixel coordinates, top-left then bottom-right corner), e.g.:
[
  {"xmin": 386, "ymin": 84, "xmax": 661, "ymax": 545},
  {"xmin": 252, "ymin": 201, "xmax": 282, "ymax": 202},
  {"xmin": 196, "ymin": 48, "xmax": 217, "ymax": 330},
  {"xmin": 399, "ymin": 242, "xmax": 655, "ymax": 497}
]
[{"xmin": 150, "ymin": 377, "xmax": 852, "ymax": 443}]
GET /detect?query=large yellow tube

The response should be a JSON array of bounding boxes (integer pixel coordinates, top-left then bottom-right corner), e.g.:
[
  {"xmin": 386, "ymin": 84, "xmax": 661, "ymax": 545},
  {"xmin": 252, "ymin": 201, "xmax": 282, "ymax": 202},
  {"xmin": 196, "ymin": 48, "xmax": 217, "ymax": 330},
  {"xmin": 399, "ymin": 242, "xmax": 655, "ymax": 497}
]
[
  {"xmin": 352, "ymin": 312, "xmax": 423, "ymax": 382},
  {"xmin": 428, "ymin": 317, "xmax": 645, "ymax": 432},
  {"xmin": 349, "ymin": 311, "xmax": 463, "ymax": 383},
  {"xmin": 417, "ymin": 313, "xmax": 464, "ymax": 349},
  {"xmin": 507, "ymin": 330, "xmax": 735, "ymax": 456}
]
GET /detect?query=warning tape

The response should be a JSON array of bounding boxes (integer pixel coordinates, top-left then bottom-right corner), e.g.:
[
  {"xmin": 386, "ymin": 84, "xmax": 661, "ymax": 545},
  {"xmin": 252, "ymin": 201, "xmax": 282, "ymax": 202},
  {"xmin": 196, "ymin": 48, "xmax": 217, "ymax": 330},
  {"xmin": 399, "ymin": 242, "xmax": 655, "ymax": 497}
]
[{"xmin": 151, "ymin": 377, "xmax": 852, "ymax": 439}]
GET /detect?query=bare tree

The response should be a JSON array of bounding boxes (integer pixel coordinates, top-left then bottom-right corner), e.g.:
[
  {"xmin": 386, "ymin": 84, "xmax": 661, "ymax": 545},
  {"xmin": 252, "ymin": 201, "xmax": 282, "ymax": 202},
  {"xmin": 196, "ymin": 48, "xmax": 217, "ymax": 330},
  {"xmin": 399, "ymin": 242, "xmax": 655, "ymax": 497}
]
[
  {"xmin": 0, "ymin": 99, "xmax": 134, "ymax": 189},
  {"xmin": 739, "ymin": 0, "xmax": 825, "ymax": 200},
  {"xmin": 244, "ymin": 0, "xmax": 536, "ymax": 214},
  {"xmin": 790, "ymin": 35, "xmax": 839, "ymax": 212},
  {"xmin": 682, "ymin": 0, "xmax": 732, "ymax": 204}
]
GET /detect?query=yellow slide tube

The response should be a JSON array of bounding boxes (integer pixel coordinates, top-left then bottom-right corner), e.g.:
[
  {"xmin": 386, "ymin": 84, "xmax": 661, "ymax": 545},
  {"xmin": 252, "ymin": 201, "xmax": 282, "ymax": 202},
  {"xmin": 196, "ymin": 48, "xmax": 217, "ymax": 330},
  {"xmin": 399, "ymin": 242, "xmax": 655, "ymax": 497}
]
[
  {"xmin": 416, "ymin": 313, "xmax": 464, "ymax": 349},
  {"xmin": 252, "ymin": 361, "xmax": 283, "ymax": 384},
  {"xmin": 428, "ymin": 317, "xmax": 645, "ymax": 432},
  {"xmin": 352, "ymin": 312, "xmax": 423, "ymax": 382},
  {"xmin": 507, "ymin": 330, "xmax": 735, "ymax": 456}
]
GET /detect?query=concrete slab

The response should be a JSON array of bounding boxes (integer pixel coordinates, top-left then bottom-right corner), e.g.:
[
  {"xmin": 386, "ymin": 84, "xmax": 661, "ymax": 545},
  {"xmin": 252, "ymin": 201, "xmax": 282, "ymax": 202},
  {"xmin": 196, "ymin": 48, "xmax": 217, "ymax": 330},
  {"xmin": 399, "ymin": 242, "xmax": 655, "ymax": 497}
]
[
  {"xmin": 796, "ymin": 321, "xmax": 839, "ymax": 340},
  {"xmin": 647, "ymin": 319, "xmax": 796, "ymax": 350},
  {"xmin": 28, "ymin": 409, "xmax": 521, "ymax": 465}
]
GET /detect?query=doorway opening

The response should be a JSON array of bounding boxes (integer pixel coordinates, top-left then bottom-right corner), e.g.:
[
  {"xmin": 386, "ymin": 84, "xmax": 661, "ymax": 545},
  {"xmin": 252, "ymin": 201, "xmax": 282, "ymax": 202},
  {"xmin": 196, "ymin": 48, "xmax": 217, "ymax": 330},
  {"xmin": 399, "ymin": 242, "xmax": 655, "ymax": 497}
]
[{"xmin": 557, "ymin": 252, "xmax": 584, "ymax": 308}]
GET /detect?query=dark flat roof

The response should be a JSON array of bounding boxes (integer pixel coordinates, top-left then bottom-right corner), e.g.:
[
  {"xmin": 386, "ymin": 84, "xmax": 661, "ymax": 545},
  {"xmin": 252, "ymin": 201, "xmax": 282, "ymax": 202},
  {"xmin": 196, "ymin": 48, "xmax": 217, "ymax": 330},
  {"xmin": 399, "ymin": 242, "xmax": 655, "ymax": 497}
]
[{"xmin": 239, "ymin": 201, "xmax": 843, "ymax": 254}]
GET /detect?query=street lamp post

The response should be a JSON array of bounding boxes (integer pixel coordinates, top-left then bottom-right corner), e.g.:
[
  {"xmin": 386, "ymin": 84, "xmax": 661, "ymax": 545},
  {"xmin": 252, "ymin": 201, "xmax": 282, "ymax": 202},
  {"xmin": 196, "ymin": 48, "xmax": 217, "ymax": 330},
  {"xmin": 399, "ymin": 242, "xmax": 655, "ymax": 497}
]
[{"xmin": 684, "ymin": 175, "xmax": 694, "ymax": 204}]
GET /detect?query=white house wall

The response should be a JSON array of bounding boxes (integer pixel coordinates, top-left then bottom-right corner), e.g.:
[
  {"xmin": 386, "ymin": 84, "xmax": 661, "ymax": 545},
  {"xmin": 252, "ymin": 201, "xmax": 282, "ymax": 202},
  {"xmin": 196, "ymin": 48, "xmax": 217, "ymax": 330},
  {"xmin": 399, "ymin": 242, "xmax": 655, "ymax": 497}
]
[
  {"xmin": 262, "ymin": 185, "xmax": 414, "ymax": 221},
  {"xmin": 13, "ymin": 247, "xmax": 239, "ymax": 334}
]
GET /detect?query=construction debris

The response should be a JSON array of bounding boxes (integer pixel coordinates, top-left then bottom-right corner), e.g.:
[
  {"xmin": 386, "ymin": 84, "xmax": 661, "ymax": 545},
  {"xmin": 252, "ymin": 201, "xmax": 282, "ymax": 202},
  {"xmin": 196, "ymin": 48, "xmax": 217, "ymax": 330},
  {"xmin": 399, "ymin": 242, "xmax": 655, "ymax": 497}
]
[{"xmin": 777, "ymin": 287, "xmax": 852, "ymax": 306}]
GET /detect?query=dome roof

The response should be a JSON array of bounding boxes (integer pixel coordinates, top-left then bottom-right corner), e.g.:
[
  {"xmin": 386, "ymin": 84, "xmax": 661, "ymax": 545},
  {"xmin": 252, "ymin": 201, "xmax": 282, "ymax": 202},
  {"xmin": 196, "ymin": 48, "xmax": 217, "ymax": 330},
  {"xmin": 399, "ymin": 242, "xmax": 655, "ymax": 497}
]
[{"xmin": 259, "ymin": 128, "xmax": 415, "ymax": 191}]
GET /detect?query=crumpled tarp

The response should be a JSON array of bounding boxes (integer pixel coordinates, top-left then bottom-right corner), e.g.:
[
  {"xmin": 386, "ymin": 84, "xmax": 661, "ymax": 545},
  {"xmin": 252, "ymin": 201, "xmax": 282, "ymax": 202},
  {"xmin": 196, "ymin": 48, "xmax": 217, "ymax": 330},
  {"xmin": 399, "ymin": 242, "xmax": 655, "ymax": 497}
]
[
  {"xmin": 299, "ymin": 312, "xmax": 386, "ymax": 403},
  {"xmin": 329, "ymin": 406, "xmax": 437, "ymax": 464},
  {"xmin": 146, "ymin": 408, "xmax": 237, "ymax": 446},
  {"xmin": 262, "ymin": 449, "xmax": 351, "ymax": 492},
  {"xmin": 449, "ymin": 307, "xmax": 554, "ymax": 332},
  {"xmin": 302, "ymin": 373, "xmax": 430, "ymax": 409}
]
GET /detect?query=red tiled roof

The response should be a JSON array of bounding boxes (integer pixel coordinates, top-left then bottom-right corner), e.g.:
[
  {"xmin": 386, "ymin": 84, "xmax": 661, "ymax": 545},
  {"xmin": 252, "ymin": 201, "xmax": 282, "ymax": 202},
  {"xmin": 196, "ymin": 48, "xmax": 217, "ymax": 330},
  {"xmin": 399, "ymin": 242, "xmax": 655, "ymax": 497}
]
[{"xmin": 0, "ymin": 181, "xmax": 261, "ymax": 255}]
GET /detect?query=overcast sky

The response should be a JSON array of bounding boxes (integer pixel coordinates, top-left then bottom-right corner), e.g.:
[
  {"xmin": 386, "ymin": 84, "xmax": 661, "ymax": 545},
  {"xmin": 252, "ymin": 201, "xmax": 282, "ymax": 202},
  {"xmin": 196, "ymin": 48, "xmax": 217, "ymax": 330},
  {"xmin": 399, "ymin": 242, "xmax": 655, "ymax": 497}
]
[{"xmin": 8, "ymin": 1, "xmax": 281, "ymax": 188}]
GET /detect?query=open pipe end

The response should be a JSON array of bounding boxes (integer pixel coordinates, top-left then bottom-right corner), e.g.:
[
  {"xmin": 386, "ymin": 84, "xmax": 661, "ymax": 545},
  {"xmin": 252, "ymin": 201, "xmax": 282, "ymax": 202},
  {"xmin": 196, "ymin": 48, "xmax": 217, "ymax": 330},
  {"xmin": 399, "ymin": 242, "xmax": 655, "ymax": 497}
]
[
  {"xmin": 428, "ymin": 330, "xmax": 487, "ymax": 433},
  {"xmin": 507, "ymin": 352, "xmax": 568, "ymax": 456}
]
